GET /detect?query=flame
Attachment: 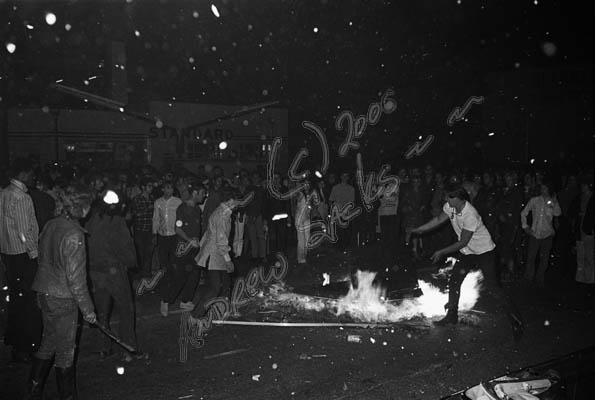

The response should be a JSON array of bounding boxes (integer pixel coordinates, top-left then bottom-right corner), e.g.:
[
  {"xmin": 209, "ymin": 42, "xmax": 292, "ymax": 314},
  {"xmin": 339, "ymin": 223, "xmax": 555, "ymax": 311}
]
[
  {"xmin": 270, "ymin": 269, "xmax": 483, "ymax": 322},
  {"xmin": 335, "ymin": 270, "xmax": 483, "ymax": 322}
]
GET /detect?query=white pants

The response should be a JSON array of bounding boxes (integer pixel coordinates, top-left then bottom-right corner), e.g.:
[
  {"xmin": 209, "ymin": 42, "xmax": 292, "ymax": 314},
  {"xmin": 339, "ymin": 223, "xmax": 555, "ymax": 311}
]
[{"xmin": 296, "ymin": 221, "xmax": 310, "ymax": 264}]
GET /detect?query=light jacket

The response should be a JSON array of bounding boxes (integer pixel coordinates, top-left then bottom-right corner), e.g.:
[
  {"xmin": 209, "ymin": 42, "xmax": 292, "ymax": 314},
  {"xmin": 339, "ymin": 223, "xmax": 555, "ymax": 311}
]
[{"xmin": 195, "ymin": 203, "xmax": 233, "ymax": 272}]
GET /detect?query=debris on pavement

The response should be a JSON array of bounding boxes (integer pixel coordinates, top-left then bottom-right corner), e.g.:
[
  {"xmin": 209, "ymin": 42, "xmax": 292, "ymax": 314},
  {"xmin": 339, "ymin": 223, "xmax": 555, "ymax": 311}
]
[{"xmin": 203, "ymin": 348, "xmax": 250, "ymax": 360}]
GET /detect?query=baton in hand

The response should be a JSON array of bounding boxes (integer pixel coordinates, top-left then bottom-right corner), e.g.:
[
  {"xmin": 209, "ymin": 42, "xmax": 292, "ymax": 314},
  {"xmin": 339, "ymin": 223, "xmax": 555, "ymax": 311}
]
[{"xmin": 94, "ymin": 322, "xmax": 138, "ymax": 354}]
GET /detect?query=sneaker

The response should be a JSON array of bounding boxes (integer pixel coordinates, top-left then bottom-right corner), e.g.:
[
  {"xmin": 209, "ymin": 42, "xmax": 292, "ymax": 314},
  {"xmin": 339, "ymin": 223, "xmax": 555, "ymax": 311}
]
[
  {"xmin": 179, "ymin": 301, "xmax": 195, "ymax": 311},
  {"xmin": 160, "ymin": 301, "xmax": 169, "ymax": 317}
]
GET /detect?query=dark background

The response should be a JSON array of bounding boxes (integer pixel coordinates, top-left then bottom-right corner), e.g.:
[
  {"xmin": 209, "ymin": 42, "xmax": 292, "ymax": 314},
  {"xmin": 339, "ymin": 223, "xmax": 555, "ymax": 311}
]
[{"xmin": 1, "ymin": 0, "xmax": 593, "ymax": 170}]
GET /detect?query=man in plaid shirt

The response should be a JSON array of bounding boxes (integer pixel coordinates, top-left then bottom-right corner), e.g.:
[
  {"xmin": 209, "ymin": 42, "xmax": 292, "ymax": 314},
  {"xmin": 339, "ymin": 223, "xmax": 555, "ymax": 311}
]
[{"xmin": 132, "ymin": 178, "xmax": 155, "ymax": 276}]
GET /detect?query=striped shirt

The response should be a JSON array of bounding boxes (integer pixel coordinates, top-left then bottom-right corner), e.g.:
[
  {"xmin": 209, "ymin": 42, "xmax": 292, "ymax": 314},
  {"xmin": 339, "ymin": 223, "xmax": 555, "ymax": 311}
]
[{"xmin": 0, "ymin": 179, "xmax": 40, "ymax": 258}]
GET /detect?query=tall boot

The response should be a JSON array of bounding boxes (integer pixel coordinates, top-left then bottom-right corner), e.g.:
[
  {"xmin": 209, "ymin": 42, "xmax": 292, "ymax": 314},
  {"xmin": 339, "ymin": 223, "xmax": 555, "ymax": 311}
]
[
  {"xmin": 55, "ymin": 366, "xmax": 77, "ymax": 400},
  {"xmin": 24, "ymin": 356, "xmax": 53, "ymax": 400}
]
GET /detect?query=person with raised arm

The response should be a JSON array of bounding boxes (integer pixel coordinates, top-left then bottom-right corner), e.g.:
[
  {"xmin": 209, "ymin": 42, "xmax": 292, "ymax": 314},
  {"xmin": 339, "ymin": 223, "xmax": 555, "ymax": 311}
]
[{"xmin": 409, "ymin": 184, "xmax": 523, "ymax": 341}]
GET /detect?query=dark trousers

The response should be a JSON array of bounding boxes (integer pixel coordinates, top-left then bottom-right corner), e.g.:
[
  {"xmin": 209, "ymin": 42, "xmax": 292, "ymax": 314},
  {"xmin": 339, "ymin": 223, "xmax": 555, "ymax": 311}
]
[
  {"xmin": 246, "ymin": 215, "xmax": 266, "ymax": 258},
  {"xmin": 2, "ymin": 253, "xmax": 42, "ymax": 353},
  {"xmin": 91, "ymin": 270, "xmax": 137, "ymax": 353},
  {"xmin": 134, "ymin": 229, "xmax": 154, "ymax": 274},
  {"xmin": 36, "ymin": 294, "xmax": 78, "ymax": 368},
  {"xmin": 269, "ymin": 220, "xmax": 287, "ymax": 254},
  {"xmin": 192, "ymin": 269, "xmax": 231, "ymax": 318},
  {"xmin": 447, "ymin": 250, "xmax": 516, "ymax": 316},
  {"xmin": 380, "ymin": 215, "xmax": 398, "ymax": 258},
  {"xmin": 337, "ymin": 224, "xmax": 352, "ymax": 249},
  {"xmin": 525, "ymin": 235, "xmax": 554, "ymax": 285},
  {"xmin": 157, "ymin": 234, "xmax": 178, "ymax": 270},
  {"xmin": 162, "ymin": 260, "xmax": 202, "ymax": 304}
]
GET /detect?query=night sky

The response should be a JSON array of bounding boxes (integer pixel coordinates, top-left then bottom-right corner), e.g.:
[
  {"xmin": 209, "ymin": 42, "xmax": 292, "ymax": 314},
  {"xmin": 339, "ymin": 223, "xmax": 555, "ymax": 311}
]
[{"xmin": 1, "ymin": 0, "xmax": 593, "ymax": 168}]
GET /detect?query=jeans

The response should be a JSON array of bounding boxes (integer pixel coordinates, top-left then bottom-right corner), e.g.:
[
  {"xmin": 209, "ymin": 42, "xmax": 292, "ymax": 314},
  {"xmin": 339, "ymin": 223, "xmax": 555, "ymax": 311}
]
[
  {"xmin": 192, "ymin": 268, "xmax": 231, "ymax": 318},
  {"xmin": 90, "ymin": 269, "xmax": 137, "ymax": 353},
  {"xmin": 157, "ymin": 234, "xmax": 178, "ymax": 271},
  {"xmin": 134, "ymin": 229, "xmax": 154, "ymax": 274},
  {"xmin": 246, "ymin": 215, "xmax": 266, "ymax": 258},
  {"xmin": 2, "ymin": 253, "xmax": 42, "ymax": 354},
  {"xmin": 525, "ymin": 235, "xmax": 554, "ymax": 285},
  {"xmin": 162, "ymin": 260, "xmax": 202, "ymax": 304},
  {"xmin": 36, "ymin": 294, "xmax": 78, "ymax": 368}
]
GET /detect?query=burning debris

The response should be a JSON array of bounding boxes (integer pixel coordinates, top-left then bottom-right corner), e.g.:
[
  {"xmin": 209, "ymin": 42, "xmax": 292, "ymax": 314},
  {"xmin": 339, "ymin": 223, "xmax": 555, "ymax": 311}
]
[{"xmin": 260, "ymin": 268, "xmax": 484, "ymax": 324}]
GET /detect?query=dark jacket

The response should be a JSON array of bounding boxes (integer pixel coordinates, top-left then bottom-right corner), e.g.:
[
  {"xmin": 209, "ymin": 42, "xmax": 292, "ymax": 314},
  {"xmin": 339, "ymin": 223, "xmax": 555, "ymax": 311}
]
[
  {"xmin": 86, "ymin": 212, "xmax": 136, "ymax": 273},
  {"xmin": 28, "ymin": 187, "xmax": 56, "ymax": 232},
  {"xmin": 582, "ymin": 196, "xmax": 594, "ymax": 236},
  {"xmin": 32, "ymin": 215, "xmax": 94, "ymax": 316}
]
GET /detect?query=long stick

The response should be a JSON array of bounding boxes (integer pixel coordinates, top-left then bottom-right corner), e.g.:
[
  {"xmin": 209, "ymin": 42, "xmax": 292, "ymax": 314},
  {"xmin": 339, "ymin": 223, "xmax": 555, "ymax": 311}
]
[
  {"xmin": 211, "ymin": 320, "xmax": 429, "ymax": 329},
  {"xmin": 94, "ymin": 322, "xmax": 137, "ymax": 353}
]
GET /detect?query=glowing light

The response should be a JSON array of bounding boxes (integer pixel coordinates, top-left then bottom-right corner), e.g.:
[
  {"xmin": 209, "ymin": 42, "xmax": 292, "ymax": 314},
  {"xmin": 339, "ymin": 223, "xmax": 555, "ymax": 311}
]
[
  {"xmin": 134, "ymin": 30, "xmax": 140, "ymax": 37},
  {"xmin": 271, "ymin": 213, "xmax": 288, "ymax": 221},
  {"xmin": 211, "ymin": 4, "xmax": 220, "ymax": 18},
  {"xmin": 313, "ymin": 27, "xmax": 318, "ymax": 33},
  {"xmin": 5, "ymin": 42, "xmax": 16, "ymax": 54},
  {"xmin": 218, "ymin": 141, "xmax": 228, "ymax": 150},
  {"xmin": 103, "ymin": 190, "xmax": 119, "ymax": 205},
  {"xmin": 116, "ymin": 366, "xmax": 125, "ymax": 375},
  {"xmin": 45, "ymin": 12, "xmax": 57, "ymax": 26}
]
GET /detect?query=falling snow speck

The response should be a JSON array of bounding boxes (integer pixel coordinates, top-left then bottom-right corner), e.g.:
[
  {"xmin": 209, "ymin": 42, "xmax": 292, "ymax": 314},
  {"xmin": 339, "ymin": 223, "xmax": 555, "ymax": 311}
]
[
  {"xmin": 193, "ymin": 11, "xmax": 199, "ymax": 18},
  {"xmin": 45, "ymin": 12, "xmax": 57, "ymax": 26},
  {"xmin": 5, "ymin": 43, "xmax": 16, "ymax": 54},
  {"xmin": 544, "ymin": 320, "xmax": 550, "ymax": 326},
  {"xmin": 313, "ymin": 27, "xmax": 319, "ymax": 33},
  {"xmin": 211, "ymin": 4, "xmax": 220, "ymax": 18}
]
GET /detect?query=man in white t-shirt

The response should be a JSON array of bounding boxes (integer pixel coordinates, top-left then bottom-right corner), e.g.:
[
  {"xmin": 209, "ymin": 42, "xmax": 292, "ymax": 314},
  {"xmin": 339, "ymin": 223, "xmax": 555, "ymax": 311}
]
[{"xmin": 410, "ymin": 184, "xmax": 523, "ymax": 341}]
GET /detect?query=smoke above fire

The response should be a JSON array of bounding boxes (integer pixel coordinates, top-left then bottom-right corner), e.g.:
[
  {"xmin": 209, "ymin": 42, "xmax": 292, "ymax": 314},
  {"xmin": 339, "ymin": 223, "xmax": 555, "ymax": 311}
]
[{"xmin": 272, "ymin": 270, "xmax": 483, "ymax": 322}]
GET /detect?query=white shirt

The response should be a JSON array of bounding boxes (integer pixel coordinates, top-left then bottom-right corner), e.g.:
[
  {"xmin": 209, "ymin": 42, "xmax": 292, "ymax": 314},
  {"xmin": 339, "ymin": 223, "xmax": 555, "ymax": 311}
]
[
  {"xmin": 442, "ymin": 201, "xmax": 495, "ymax": 255},
  {"xmin": 378, "ymin": 190, "xmax": 399, "ymax": 216},
  {"xmin": 520, "ymin": 195, "xmax": 561, "ymax": 239}
]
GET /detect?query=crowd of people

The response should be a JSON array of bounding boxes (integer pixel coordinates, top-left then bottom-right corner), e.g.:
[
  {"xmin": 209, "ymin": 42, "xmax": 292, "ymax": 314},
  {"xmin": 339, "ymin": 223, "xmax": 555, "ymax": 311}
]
[{"xmin": 0, "ymin": 155, "xmax": 593, "ymax": 398}]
